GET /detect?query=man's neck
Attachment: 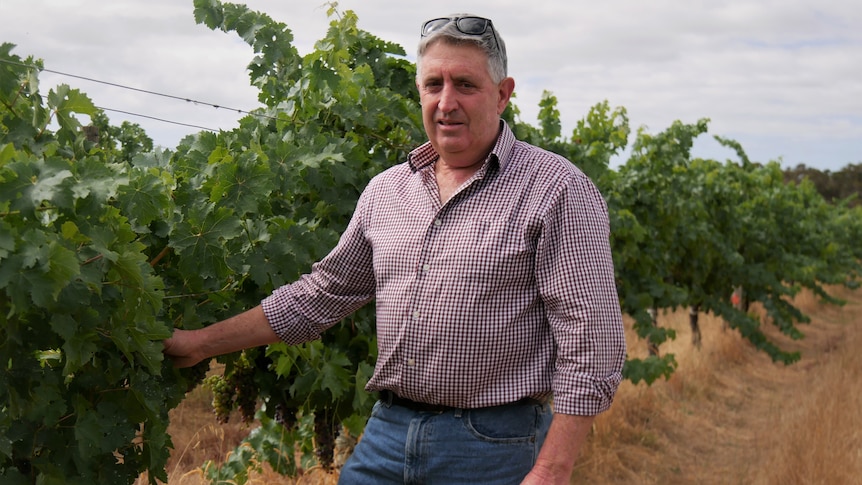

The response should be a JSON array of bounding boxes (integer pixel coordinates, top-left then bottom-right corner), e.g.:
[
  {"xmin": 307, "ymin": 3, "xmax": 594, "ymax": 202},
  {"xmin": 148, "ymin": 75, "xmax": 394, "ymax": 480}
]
[{"xmin": 433, "ymin": 157, "xmax": 485, "ymax": 203}]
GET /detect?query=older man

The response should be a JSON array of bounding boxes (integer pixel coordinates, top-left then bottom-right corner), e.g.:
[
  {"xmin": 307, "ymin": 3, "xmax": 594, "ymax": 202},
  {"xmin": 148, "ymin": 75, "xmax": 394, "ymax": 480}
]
[{"xmin": 164, "ymin": 14, "xmax": 626, "ymax": 485}]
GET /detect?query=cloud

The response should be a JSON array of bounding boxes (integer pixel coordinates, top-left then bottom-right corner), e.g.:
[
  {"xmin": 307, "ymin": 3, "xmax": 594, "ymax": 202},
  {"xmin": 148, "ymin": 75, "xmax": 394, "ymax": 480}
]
[{"xmin": 2, "ymin": 0, "xmax": 860, "ymax": 170}]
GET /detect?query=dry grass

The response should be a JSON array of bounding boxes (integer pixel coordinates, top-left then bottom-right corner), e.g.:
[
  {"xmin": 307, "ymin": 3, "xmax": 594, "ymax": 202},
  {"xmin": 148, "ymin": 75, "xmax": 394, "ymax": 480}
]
[
  {"xmin": 575, "ymin": 285, "xmax": 862, "ymax": 484},
  {"xmin": 135, "ymin": 369, "xmax": 339, "ymax": 485},
  {"xmin": 140, "ymin": 286, "xmax": 862, "ymax": 484},
  {"xmin": 748, "ymin": 289, "xmax": 862, "ymax": 485}
]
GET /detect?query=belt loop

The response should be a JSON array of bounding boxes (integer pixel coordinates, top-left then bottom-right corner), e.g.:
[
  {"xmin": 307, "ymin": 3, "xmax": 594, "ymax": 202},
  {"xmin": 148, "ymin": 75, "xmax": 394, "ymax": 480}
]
[{"xmin": 380, "ymin": 390, "xmax": 394, "ymax": 408}]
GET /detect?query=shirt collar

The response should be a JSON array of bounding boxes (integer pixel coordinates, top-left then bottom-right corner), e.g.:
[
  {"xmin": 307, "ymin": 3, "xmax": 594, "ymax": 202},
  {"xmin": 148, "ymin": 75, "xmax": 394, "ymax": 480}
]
[{"xmin": 408, "ymin": 120, "xmax": 516, "ymax": 173}]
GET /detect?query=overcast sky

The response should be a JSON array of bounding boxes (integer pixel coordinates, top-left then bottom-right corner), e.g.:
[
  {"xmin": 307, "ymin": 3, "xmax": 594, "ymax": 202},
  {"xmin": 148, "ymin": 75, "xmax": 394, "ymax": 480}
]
[{"xmin": 2, "ymin": 0, "xmax": 860, "ymax": 171}]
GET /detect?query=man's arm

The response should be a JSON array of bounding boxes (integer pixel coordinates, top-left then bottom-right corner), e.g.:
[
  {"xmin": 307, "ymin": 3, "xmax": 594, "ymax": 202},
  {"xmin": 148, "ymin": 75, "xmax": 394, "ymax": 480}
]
[
  {"xmin": 162, "ymin": 305, "xmax": 280, "ymax": 368},
  {"xmin": 522, "ymin": 413, "xmax": 595, "ymax": 485}
]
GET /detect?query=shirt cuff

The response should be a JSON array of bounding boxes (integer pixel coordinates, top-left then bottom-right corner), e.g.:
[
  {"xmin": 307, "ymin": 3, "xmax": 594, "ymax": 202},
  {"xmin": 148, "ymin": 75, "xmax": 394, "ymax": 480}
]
[
  {"xmin": 260, "ymin": 285, "xmax": 322, "ymax": 345},
  {"xmin": 552, "ymin": 371, "xmax": 623, "ymax": 415}
]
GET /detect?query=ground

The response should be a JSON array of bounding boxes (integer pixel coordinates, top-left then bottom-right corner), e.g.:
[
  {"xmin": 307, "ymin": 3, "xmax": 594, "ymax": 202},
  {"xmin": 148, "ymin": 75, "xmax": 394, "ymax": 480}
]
[{"xmin": 142, "ymin": 285, "xmax": 862, "ymax": 484}]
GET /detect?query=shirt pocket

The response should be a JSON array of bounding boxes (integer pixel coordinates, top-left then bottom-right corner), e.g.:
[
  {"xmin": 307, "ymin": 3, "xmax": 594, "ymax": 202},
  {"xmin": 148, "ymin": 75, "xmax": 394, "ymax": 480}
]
[{"xmin": 453, "ymin": 217, "xmax": 535, "ymax": 290}]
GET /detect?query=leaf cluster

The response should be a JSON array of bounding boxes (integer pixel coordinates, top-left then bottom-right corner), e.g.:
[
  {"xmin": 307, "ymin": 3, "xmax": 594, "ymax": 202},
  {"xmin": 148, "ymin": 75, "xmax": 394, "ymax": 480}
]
[
  {"xmin": 603, "ymin": 122, "xmax": 862, "ymax": 382},
  {"xmin": 152, "ymin": 0, "xmax": 424, "ymax": 476},
  {"xmin": 3, "ymin": 2, "xmax": 862, "ymax": 482},
  {"xmin": 0, "ymin": 45, "xmax": 203, "ymax": 484}
]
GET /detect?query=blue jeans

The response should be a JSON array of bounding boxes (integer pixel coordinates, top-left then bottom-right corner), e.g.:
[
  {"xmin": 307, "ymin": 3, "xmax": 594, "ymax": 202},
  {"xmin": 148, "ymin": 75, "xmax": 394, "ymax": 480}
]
[{"xmin": 338, "ymin": 398, "xmax": 552, "ymax": 484}]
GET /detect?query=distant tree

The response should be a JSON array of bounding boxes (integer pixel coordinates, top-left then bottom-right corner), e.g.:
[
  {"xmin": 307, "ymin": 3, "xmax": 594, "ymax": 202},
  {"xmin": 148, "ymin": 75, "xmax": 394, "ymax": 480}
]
[
  {"xmin": 89, "ymin": 111, "xmax": 154, "ymax": 161},
  {"xmin": 835, "ymin": 163, "xmax": 862, "ymax": 206},
  {"xmin": 784, "ymin": 163, "xmax": 861, "ymax": 207}
]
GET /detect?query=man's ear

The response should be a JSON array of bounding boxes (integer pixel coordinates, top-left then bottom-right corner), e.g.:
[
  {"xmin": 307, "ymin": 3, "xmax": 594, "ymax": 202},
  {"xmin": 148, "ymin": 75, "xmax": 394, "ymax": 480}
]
[{"xmin": 497, "ymin": 77, "xmax": 515, "ymax": 114}]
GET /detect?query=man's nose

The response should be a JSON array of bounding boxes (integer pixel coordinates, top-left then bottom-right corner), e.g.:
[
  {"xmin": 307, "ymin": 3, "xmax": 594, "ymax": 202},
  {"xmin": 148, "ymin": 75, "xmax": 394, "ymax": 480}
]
[{"xmin": 438, "ymin": 83, "xmax": 459, "ymax": 113}]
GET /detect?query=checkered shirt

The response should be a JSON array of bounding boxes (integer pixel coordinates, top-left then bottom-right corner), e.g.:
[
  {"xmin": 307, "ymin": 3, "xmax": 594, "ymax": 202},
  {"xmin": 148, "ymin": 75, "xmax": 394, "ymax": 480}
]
[{"xmin": 261, "ymin": 121, "xmax": 626, "ymax": 415}]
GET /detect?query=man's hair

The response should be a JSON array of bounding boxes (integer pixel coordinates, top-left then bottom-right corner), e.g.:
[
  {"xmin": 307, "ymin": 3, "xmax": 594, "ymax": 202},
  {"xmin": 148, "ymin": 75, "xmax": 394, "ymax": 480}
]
[{"xmin": 416, "ymin": 14, "xmax": 508, "ymax": 84}]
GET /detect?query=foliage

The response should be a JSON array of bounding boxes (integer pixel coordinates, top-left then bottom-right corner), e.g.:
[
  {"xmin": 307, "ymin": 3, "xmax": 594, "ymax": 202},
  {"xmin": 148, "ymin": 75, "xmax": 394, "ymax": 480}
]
[
  {"xmin": 607, "ymin": 125, "xmax": 862, "ymax": 382},
  {"xmin": 200, "ymin": 412, "xmax": 305, "ymax": 484},
  {"xmin": 161, "ymin": 1, "xmax": 424, "ymax": 478},
  {"xmin": 2, "ymin": 1, "xmax": 861, "ymax": 483},
  {"xmin": 783, "ymin": 162, "xmax": 862, "ymax": 207},
  {"xmin": 0, "ymin": 43, "xmax": 207, "ymax": 484},
  {"xmin": 506, "ymin": 94, "xmax": 629, "ymax": 181},
  {"xmin": 89, "ymin": 111, "xmax": 155, "ymax": 161}
]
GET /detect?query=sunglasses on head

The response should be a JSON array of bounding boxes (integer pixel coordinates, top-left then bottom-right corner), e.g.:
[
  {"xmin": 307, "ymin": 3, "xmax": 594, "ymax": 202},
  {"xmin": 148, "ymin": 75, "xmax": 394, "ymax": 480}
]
[{"xmin": 420, "ymin": 16, "xmax": 501, "ymax": 51}]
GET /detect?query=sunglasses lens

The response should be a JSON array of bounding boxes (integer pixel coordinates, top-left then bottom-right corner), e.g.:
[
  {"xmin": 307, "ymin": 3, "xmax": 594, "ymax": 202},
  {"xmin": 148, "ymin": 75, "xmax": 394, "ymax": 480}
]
[
  {"xmin": 422, "ymin": 18, "xmax": 451, "ymax": 36},
  {"xmin": 456, "ymin": 17, "xmax": 489, "ymax": 35},
  {"xmin": 422, "ymin": 17, "xmax": 492, "ymax": 37}
]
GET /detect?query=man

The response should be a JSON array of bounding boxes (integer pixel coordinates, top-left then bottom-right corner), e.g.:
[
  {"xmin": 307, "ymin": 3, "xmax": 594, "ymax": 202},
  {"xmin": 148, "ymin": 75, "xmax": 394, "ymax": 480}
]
[{"xmin": 164, "ymin": 14, "xmax": 626, "ymax": 484}]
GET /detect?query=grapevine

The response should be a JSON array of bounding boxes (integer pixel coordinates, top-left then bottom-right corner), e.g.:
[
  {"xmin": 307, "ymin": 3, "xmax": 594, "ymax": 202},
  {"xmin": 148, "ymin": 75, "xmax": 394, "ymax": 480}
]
[
  {"xmin": 1, "ymin": 1, "xmax": 861, "ymax": 483},
  {"xmin": 203, "ymin": 352, "xmax": 260, "ymax": 424},
  {"xmin": 203, "ymin": 375, "xmax": 235, "ymax": 424},
  {"xmin": 313, "ymin": 411, "xmax": 336, "ymax": 470},
  {"xmin": 232, "ymin": 354, "xmax": 260, "ymax": 424}
]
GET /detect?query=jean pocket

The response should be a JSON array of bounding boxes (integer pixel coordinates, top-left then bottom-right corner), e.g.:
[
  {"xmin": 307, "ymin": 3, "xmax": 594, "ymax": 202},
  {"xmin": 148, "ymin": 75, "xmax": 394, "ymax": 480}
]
[
  {"xmin": 463, "ymin": 403, "xmax": 539, "ymax": 444},
  {"xmin": 370, "ymin": 400, "xmax": 384, "ymax": 419}
]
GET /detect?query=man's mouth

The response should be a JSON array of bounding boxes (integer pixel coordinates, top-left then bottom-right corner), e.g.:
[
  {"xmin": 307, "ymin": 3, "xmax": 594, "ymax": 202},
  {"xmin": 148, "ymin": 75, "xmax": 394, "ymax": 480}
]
[{"xmin": 437, "ymin": 119, "xmax": 463, "ymax": 126}]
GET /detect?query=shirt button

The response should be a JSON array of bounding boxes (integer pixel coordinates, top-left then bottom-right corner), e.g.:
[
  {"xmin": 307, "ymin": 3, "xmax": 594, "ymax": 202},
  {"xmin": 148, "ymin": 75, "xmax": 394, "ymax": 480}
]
[
  {"xmin": 433, "ymin": 218, "xmax": 442, "ymax": 227},
  {"xmin": 422, "ymin": 264, "xmax": 431, "ymax": 272},
  {"xmin": 407, "ymin": 358, "xmax": 416, "ymax": 367},
  {"xmin": 412, "ymin": 310, "xmax": 420, "ymax": 319}
]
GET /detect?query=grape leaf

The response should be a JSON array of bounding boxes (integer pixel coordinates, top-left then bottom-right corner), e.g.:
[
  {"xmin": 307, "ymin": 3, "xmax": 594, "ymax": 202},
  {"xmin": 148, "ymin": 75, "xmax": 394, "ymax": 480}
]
[{"xmin": 169, "ymin": 204, "xmax": 242, "ymax": 280}]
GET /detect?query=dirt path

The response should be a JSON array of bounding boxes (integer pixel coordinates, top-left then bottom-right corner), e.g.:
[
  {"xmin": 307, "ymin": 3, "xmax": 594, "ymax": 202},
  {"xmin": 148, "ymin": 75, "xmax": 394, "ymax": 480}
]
[
  {"xmin": 148, "ymin": 287, "xmax": 862, "ymax": 484},
  {"xmin": 575, "ymin": 286, "xmax": 862, "ymax": 484},
  {"xmin": 672, "ymin": 287, "xmax": 860, "ymax": 484}
]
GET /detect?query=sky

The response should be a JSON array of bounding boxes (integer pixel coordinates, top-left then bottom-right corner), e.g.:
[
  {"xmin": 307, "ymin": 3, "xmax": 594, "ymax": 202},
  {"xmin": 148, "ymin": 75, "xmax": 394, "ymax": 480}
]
[{"xmin": 2, "ymin": 0, "xmax": 860, "ymax": 172}]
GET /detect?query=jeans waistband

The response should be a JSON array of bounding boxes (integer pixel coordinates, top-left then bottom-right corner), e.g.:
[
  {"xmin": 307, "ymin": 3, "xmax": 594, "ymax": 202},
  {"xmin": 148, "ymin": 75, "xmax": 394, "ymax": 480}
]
[{"xmin": 378, "ymin": 390, "xmax": 545, "ymax": 414}]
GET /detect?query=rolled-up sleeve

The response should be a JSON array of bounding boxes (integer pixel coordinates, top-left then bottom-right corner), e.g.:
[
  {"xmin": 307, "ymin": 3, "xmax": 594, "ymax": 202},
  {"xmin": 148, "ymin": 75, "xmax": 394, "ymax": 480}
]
[
  {"xmin": 261, "ymin": 189, "xmax": 376, "ymax": 345},
  {"xmin": 537, "ymin": 172, "xmax": 626, "ymax": 416}
]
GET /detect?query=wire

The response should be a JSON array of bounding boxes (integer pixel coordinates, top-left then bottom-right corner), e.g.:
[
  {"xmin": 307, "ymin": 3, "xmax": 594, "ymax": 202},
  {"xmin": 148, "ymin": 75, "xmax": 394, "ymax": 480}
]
[
  {"xmin": 0, "ymin": 58, "xmax": 280, "ymax": 126},
  {"xmin": 97, "ymin": 107, "xmax": 217, "ymax": 132}
]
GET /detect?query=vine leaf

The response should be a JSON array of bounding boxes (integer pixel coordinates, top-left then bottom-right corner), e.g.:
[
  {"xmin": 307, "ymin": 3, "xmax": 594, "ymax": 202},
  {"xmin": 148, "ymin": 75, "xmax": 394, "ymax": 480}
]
[
  {"xmin": 47, "ymin": 84, "xmax": 97, "ymax": 143},
  {"xmin": 170, "ymin": 204, "xmax": 242, "ymax": 279}
]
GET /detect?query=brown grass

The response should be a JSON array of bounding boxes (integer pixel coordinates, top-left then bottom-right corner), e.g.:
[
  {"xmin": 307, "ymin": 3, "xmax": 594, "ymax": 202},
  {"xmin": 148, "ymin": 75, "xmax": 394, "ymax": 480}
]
[
  {"xmin": 135, "ymin": 370, "xmax": 339, "ymax": 484},
  {"xmin": 575, "ymin": 285, "xmax": 862, "ymax": 484},
  {"xmin": 140, "ymin": 286, "xmax": 862, "ymax": 484}
]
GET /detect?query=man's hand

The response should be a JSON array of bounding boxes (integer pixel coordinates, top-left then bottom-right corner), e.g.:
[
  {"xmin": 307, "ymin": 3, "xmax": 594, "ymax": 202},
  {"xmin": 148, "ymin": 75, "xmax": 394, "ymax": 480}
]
[
  {"xmin": 162, "ymin": 329, "xmax": 204, "ymax": 368},
  {"xmin": 161, "ymin": 306, "xmax": 279, "ymax": 367},
  {"xmin": 521, "ymin": 463, "xmax": 569, "ymax": 485},
  {"xmin": 521, "ymin": 413, "xmax": 595, "ymax": 485}
]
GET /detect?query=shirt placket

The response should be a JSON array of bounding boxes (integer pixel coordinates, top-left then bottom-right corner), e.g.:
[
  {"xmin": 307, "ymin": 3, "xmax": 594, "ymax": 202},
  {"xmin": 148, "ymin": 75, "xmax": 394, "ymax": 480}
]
[
  {"xmin": 399, "ymin": 168, "xmax": 449, "ymax": 396},
  {"xmin": 398, "ymin": 164, "xmax": 490, "ymax": 399}
]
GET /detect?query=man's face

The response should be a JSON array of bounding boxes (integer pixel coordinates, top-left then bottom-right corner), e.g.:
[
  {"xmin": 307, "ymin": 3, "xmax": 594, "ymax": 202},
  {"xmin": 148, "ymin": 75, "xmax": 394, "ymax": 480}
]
[{"xmin": 416, "ymin": 41, "xmax": 514, "ymax": 168}]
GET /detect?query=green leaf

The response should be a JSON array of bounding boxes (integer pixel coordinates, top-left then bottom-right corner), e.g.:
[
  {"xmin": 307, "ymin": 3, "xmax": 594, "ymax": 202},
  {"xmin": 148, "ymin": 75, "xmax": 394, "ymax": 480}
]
[
  {"xmin": 70, "ymin": 157, "xmax": 126, "ymax": 203},
  {"xmin": 206, "ymin": 150, "xmax": 275, "ymax": 215},
  {"xmin": 14, "ymin": 230, "xmax": 80, "ymax": 307},
  {"xmin": 47, "ymin": 84, "xmax": 97, "ymax": 144},
  {"xmin": 128, "ymin": 319, "xmax": 171, "ymax": 374},
  {"xmin": 50, "ymin": 314, "xmax": 97, "ymax": 375},
  {"xmin": 0, "ymin": 220, "xmax": 15, "ymax": 259},
  {"xmin": 117, "ymin": 169, "xmax": 173, "ymax": 231},
  {"xmin": 169, "ymin": 204, "xmax": 242, "ymax": 279},
  {"xmin": 0, "ymin": 142, "xmax": 15, "ymax": 164},
  {"xmin": 270, "ymin": 344, "xmax": 296, "ymax": 377},
  {"xmin": 319, "ymin": 351, "xmax": 352, "ymax": 400},
  {"xmin": 73, "ymin": 399, "xmax": 134, "ymax": 459},
  {"xmin": 110, "ymin": 246, "xmax": 164, "ymax": 309},
  {"xmin": 29, "ymin": 160, "xmax": 73, "ymax": 208},
  {"xmin": 622, "ymin": 354, "xmax": 678, "ymax": 385}
]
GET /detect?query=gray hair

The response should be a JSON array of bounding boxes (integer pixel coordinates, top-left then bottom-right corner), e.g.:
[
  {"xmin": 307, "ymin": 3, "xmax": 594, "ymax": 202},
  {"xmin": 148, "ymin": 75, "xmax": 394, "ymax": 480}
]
[{"xmin": 416, "ymin": 14, "xmax": 508, "ymax": 84}]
